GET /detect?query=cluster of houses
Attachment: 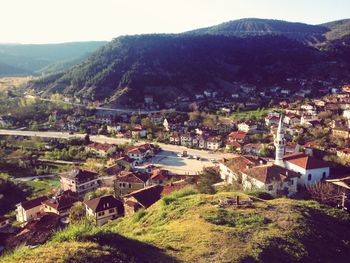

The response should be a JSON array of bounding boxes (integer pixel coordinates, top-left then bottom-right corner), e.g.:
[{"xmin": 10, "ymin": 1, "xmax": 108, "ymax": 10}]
[
  {"xmin": 219, "ymin": 116, "xmax": 331, "ymax": 197},
  {"xmin": 8, "ymin": 142, "xmax": 192, "ymax": 232}
]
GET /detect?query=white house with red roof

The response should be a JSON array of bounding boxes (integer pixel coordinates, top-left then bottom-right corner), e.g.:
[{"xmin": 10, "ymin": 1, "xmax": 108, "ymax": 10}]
[
  {"xmin": 283, "ymin": 153, "xmax": 330, "ymax": 186},
  {"xmin": 337, "ymin": 148, "xmax": 350, "ymax": 159},
  {"xmin": 275, "ymin": 115, "xmax": 330, "ymax": 186},
  {"xmin": 125, "ymin": 144, "xmax": 154, "ymax": 165}
]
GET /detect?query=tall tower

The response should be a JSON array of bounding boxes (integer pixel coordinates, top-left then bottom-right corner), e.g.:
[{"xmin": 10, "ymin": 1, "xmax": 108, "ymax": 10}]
[{"xmin": 274, "ymin": 114, "xmax": 286, "ymax": 167}]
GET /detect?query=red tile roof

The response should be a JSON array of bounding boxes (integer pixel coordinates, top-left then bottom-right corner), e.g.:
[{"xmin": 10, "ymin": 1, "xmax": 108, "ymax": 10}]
[
  {"xmin": 283, "ymin": 153, "xmax": 329, "ymax": 169},
  {"xmin": 245, "ymin": 164, "xmax": 300, "ymax": 184},
  {"xmin": 228, "ymin": 131, "xmax": 247, "ymax": 140},
  {"xmin": 338, "ymin": 148, "xmax": 350, "ymax": 154}
]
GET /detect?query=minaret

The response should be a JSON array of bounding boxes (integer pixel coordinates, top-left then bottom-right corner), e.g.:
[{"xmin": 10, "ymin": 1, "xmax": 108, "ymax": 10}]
[{"xmin": 274, "ymin": 114, "xmax": 286, "ymax": 167}]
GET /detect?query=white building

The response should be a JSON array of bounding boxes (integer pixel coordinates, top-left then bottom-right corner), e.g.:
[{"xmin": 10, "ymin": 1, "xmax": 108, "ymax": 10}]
[
  {"xmin": 283, "ymin": 153, "xmax": 330, "ymax": 186},
  {"xmin": 274, "ymin": 115, "xmax": 330, "ymax": 186}
]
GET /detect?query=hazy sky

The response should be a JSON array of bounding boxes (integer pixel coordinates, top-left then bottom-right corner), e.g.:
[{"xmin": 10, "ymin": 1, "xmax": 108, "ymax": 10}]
[{"xmin": 1, "ymin": 0, "xmax": 349, "ymax": 44}]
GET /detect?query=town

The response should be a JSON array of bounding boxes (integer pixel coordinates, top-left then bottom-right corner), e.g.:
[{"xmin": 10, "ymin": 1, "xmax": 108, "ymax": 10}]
[{"xmin": 1, "ymin": 78, "xmax": 350, "ymax": 254}]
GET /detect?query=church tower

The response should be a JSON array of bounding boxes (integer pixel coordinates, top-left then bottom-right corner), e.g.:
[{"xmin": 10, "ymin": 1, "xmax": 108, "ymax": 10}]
[{"xmin": 274, "ymin": 114, "xmax": 286, "ymax": 167}]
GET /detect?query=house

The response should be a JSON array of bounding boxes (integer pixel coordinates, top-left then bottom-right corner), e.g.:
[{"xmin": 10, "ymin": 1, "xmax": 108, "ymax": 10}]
[
  {"xmin": 337, "ymin": 148, "xmax": 350, "ymax": 159},
  {"xmin": 16, "ymin": 196, "xmax": 49, "ymax": 224},
  {"xmin": 169, "ymin": 134, "xmax": 181, "ymax": 145},
  {"xmin": 0, "ymin": 216, "xmax": 10, "ymax": 229},
  {"xmin": 228, "ymin": 131, "xmax": 248, "ymax": 144},
  {"xmin": 284, "ymin": 114, "xmax": 300, "ymax": 126},
  {"xmin": 114, "ymin": 155, "xmax": 136, "ymax": 169},
  {"xmin": 242, "ymin": 164, "xmax": 299, "ymax": 197},
  {"xmin": 114, "ymin": 171, "xmax": 150, "ymax": 196},
  {"xmin": 60, "ymin": 169, "xmax": 99, "ymax": 198},
  {"xmin": 125, "ymin": 144, "xmax": 154, "ymax": 165},
  {"xmin": 219, "ymin": 155, "xmax": 266, "ymax": 184},
  {"xmin": 84, "ymin": 195, "xmax": 124, "ymax": 226},
  {"xmin": 147, "ymin": 169, "xmax": 171, "ymax": 185},
  {"xmin": 265, "ymin": 116, "xmax": 280, "ymax": 127},
  {"xmin": 206, "ymin": 136, "xmax": 223, "ymax": 151},
  {"xmin": 42, "ymin": 191, "xmax": 79, "ymax": 218},
  {"xmin": 243, "ymin": 143, "xmax": 265, "ymax": 155},
  {"xmin": 123, "ymin": 185, "xmax": 163, "ymax": 216},
  {"xmin": 285, "ymin": 142, "xmax": 300, "ymax": 154},
  {"xmin": 332, "ymin": 127, "xmax": 350, "ymax": 139},
  {"xmin": 180, "ymin": 133, "xmax": 193, "ymax": 147},
  {"xmin": 283, "ymin": 153, "xmax": 330, "ymax": 186},
  {"xmin": 131, "ymin": 128, "xmax": 147, "ymax": 139},
  {"xmin": 238, "ymin": 121, "xmax": 257, "ymax": 134},
  {"xmin": 86, "ymin": 143, "xmax": 117, "ymax": 157},
  {"xmin": 225, "ymin": 141, "xmax": 242, "ymax": 152}
]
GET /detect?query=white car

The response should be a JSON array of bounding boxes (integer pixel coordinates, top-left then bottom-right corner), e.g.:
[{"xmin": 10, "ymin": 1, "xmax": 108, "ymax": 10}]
[{"xmin": 210, "ymin": 158, "xmax": 218, "ymax": 163}]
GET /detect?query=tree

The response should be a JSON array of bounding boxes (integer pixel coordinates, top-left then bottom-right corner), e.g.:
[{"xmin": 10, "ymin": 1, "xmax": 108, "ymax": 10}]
[
  {"xmin": 307, "ymin": 182, "xmax": 342, "ymax": 206},
  {"xmin": 68, "ymin": 201, "xmax": 86, "ymax": 224},
  {"xmin": 259, "ymin": 146, "xmax": 273, "ymax": 157},
  {"xmin": 197, "ymin": 167, "xmax": 221, "ymax": 194}
]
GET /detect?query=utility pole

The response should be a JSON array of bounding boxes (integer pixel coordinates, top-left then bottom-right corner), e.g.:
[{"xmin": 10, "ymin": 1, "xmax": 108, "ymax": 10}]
[{"xmin": 341, "ymin": 192, "xmax": 347, "ymax": 211}]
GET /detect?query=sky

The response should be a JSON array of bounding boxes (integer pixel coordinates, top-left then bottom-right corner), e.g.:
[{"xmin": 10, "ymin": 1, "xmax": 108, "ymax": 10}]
[{"xmin": 1, "ymin": 0, "xmax": 349, "ymax": 44}]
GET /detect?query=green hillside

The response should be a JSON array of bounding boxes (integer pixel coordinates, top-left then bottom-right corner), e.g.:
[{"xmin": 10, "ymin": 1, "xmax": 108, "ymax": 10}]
[
  {"xmin": 2, "ymin": 190, "xmax": 350, "ymax": 263},
  {"xmin": 0, "ymin": 41, "xmax": 107, "ymax": 76}
]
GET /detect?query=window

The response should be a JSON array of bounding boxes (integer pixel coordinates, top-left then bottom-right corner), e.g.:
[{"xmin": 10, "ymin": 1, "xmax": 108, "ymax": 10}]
[
  {"xmin": 322, "ymin": 172, "xmax": 326, "ymax": 179},
  {"xmin": 308, "ymin": 174, "xmax": 312, "ymax": 181},
  {"xmin": 129, "ymin": 183, "xmax": 131, "ymax": 188},
  {"xmin": 288, "ymin": 180, "xmax": 293, "ymax": 186},
  {"xmin": 267, "ymin": 185, "xmax": 273, "ymax": 191},
  {"xmin": 109, "ymin": 209, "xmax": 115, "ymax": 214},
  {"xmin": 98, "ymin": 212, "xmax": 105, "ymax": 217}
]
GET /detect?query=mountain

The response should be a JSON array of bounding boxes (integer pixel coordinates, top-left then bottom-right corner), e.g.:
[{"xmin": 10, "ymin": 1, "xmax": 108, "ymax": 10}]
[
  {"xmin": 2, "ymin": 191, "xmax": 350, "ymax": 262},
  {"xmin": 27, "ymin": 18, "xmax": 350, "ymax": 107},
  {"xmin": 186, "ymin": 18, "xmax": 329, "ymax": 44},
  {"xmin": 321, "ymin": 19, "xmax": 350, "ymax": 41},
  {"xmin": 0, "ymin": 41, "xmax": 107, "ymax": 76}
]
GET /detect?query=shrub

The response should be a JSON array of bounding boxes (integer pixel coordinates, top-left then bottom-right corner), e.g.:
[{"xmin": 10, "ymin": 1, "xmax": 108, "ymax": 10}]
[
  {"xmin": 132, "ymin": 209, "xmax": 147, "ymax": 223},
  {"xmin": 161, "ymin": 187, "xmax": 197, "ymax": 206},
  {"xmin": 248, "ymin": 191, "xmax": 274, "ymax": 200}
]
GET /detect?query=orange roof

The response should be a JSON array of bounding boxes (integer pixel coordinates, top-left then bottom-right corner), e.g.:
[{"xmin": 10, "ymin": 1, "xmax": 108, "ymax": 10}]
[
  {"xmin": 228, "ymin": 131, "xmax": 247, "ymax": 140},
  {"xmin": 338, "ymin": 148, "xmax": 350, "ymax": 154},
  {"xmin": 245, "ymin": 164, "xmax": 300, "ymax": 184},
  {"xmin": 283, "ymin": 153, "xmax": 329, "ymax": 169}
]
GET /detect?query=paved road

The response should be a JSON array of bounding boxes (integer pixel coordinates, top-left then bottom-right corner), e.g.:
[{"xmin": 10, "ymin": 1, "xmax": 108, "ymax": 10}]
[
  {"xmin": 13, "ymin": 173, "xmax": 59, "ymax": 182},
  {"xmin": 0, "ymin": 129, "xmax": 233, "ymax": 160},
  {"xmin": 26, "ymin": 95, "xmax": 181, "ymax": 114}
]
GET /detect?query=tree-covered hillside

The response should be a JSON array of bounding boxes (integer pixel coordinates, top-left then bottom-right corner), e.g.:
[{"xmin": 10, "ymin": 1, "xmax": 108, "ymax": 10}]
[{"xmin": 29, "ymin": 34, "xmax": 326, "ymax": 105}]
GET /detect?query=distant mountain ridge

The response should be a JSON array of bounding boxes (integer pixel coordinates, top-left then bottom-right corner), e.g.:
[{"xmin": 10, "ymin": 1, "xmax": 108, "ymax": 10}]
[
  {"xmin": 0, "ymin": 41, "xmax": 107, "ymax": 76},
  {"xmin": 27, "ymin": 18, "xmax": 350, "ymax": 107},
  {"xmin": 187, "ymin": 18, "xmax": 350, "ymax": 45}
]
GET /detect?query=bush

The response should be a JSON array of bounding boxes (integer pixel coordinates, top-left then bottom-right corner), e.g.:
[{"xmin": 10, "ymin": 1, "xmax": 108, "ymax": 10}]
[
  {"xmin": 248, "ymin": 191, "xmax": 274, "ymax": 200},
  {"xmin": 132, "ymin": 209, "xmax": 147, "ymax": 223},
  {"xmin": 161, "ymin": 187, "xmax": 197, "ymax": 206}
]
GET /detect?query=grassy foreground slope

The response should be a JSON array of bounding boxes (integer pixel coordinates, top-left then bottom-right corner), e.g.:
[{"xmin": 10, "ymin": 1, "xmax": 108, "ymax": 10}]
[{"xmin": 1, "ymin": 190, "xmax": 350, "ymax": 263}]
